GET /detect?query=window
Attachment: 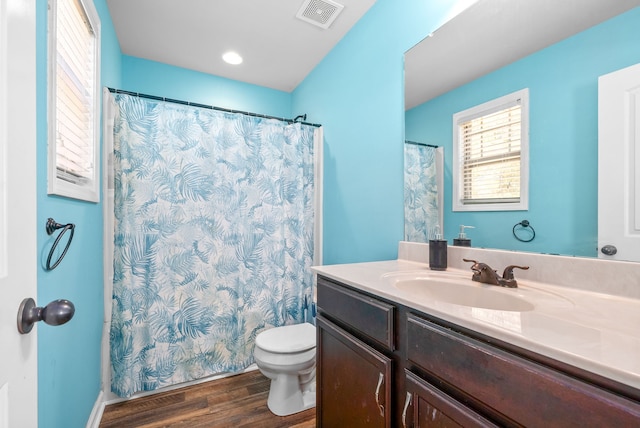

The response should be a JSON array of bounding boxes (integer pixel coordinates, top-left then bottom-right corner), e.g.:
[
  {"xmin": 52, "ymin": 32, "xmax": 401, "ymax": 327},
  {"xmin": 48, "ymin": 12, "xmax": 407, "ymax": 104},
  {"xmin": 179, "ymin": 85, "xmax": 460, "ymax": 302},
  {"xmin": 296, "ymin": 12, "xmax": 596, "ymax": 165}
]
[
  {"xmin": 452, "ymin": 89, "xmax": 529, "ymax": 211},
  {"xmin": 48, "ymin": 0, "xmax": 101, "ymax": 202}
]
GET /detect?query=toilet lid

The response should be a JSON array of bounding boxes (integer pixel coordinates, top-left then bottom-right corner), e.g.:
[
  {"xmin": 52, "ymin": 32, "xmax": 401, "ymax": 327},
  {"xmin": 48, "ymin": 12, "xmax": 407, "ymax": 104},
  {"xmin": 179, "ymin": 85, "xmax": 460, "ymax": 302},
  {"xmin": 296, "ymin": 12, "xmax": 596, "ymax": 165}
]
[{"xmin": 256, "ymin": 323, "xmax": 316, "ymax": 353}]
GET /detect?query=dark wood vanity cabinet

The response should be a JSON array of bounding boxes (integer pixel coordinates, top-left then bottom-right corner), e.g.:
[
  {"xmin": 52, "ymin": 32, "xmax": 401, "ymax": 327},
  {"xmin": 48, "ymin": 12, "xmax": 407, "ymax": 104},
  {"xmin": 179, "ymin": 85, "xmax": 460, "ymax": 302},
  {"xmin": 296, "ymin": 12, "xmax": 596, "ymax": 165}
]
[
  {"xmin": 316, "ymin": 275, "xmax": 640, "ymax": 427},
  {"xmin": 316, "ymin": 277, "xmax": 395, "ymax": 427}
]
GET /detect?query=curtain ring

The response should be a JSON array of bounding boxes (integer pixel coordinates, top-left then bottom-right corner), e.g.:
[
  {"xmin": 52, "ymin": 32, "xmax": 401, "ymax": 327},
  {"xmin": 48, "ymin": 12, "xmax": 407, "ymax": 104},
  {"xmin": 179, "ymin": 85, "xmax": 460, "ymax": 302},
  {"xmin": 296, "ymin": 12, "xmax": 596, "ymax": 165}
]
[
  {"xmin": 45, "ymin": 218, "xmax": 75, "ymax": 270},
  {"xmin": 513, "ymin": 220, "xmax": 535, "ymax": 243}
]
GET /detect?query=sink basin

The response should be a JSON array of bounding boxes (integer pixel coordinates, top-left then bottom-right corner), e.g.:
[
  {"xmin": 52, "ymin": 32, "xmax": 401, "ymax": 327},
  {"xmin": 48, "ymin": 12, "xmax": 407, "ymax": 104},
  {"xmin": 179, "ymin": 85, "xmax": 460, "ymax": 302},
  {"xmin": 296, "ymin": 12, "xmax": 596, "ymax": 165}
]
[
  {"xmin": 391, "ymin": 276, "xmax": 535, "ymax": 312},
  {"xmin": 381, "ymin": 270, "xmax": 574, "ymax": 312}
]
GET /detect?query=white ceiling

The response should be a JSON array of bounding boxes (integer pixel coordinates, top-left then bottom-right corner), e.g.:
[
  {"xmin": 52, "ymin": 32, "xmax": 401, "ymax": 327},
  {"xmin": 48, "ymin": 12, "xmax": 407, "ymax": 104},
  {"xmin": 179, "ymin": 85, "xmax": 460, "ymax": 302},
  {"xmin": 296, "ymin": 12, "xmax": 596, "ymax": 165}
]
[
  {"xmin": 405, "ymin": 0, "xmax": 640, "ymax": 110},
  {"xmin": 106, "ymin": 0, "xmax": 376, "ymax": 93}
]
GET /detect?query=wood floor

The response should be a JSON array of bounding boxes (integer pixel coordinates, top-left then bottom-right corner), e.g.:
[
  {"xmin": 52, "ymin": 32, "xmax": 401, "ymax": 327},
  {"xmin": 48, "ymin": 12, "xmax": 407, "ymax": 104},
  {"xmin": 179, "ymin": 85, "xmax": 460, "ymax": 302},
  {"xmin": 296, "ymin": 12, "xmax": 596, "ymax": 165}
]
[{"xmin": 99, "ymin": 370, "xmax": 316, "ymax": 428}]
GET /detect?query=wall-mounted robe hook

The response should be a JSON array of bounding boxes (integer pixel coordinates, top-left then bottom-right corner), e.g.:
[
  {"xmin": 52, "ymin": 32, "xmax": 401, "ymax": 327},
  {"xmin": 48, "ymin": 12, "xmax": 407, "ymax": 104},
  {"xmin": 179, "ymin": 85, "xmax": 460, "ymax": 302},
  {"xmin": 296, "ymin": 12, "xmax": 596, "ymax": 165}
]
[{"xmin": 45, "ymin": 218, "xmax": 75, "ymax": 270}]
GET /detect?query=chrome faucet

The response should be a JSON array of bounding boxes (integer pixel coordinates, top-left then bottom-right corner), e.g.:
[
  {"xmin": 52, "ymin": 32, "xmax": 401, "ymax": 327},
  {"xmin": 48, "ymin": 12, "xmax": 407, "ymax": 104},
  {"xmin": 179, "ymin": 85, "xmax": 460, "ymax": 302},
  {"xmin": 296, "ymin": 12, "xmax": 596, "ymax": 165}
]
[{"xmin": 463, "ymin": 259, "xmax": 529, "ymax": 288}]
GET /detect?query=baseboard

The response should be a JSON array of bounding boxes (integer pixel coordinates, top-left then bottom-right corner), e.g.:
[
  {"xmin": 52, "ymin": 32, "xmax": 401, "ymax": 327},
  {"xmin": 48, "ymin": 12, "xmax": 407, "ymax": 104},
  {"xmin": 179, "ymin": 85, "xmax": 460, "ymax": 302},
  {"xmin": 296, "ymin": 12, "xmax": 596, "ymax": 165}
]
[
  {"xmin": 100, "ymin": 364, "xmax": 260, "ymax": 408},
  {"xmin": 85, "ymin": 390, "xmax": 105, "ymax": 428}
]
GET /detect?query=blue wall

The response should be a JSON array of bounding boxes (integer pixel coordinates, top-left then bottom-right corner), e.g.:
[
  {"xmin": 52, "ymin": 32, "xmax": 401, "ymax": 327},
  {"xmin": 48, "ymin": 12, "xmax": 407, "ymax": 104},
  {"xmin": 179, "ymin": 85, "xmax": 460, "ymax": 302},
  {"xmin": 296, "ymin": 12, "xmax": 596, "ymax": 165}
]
[
  {"xmin": 120, "ymin": 56, "xmax": 292, "ymax": 119},
  {"xmin": 292, "ymin": 0, "xmax": 462, "ymax": 264},
  {"xmin": 36, "ymin": 0, "xmax": 121, "ymax": 427},
  {"xmin": 119, "ymin": 0, "xmax": 464, "ymax": 267},
  {"xmin": 406, "ymin": 7, "xmax": 640, "ymax": 257}
]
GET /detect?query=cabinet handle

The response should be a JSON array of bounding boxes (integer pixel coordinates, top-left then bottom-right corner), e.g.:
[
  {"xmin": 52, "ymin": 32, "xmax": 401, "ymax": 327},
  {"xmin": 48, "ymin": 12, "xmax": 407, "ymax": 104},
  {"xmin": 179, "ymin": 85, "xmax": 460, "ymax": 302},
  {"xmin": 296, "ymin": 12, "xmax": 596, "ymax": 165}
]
[
  {"xmin": 374, "ymin": 372, "xmax": 385, "ymax": 417},
  {"xmin": 402, "ymin": 391, "xmax": 413, "ymax": 428}
]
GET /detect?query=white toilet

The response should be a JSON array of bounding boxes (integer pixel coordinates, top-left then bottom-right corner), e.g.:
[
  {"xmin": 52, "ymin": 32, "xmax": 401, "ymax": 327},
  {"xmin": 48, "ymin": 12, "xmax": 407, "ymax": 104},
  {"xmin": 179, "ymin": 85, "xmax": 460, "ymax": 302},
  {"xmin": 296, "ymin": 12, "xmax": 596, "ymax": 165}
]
[{"xmin": 253, "ymin": 322, "xmax": 316, "ymax": 416}]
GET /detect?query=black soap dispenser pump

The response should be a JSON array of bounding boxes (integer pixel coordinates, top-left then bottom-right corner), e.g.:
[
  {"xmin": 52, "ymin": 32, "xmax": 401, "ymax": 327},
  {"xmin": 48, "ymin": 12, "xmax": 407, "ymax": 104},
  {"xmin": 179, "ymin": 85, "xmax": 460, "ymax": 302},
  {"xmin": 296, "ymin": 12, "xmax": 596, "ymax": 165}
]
[
  {"xmin": 453, "ymin": 225, "xmax": 474, "ymax": 247},
  {"xmin": 429, "ymin": 228, "xmax": 447, "ymax": 271}
]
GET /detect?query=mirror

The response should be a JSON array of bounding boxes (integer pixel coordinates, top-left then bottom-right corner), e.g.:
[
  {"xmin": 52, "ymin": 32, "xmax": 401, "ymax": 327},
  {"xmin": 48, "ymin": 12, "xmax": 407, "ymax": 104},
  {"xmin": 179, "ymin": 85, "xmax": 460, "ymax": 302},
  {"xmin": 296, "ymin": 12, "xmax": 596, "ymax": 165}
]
[{"xmin": 404, "ymin": 0, "xmax": 640, "ymax": 257}]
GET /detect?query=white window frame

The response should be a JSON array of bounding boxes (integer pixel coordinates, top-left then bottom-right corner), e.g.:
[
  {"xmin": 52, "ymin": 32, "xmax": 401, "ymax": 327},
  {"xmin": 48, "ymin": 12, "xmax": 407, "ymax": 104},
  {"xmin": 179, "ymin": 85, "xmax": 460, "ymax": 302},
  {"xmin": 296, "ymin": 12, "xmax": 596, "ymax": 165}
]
[
  {"xmin": 47, "ymin": 0, "xmax": 101, "ymax": 202},
  {"xmin": 452, "ymin": 88, "xmax": 529, "ymax": 212}
]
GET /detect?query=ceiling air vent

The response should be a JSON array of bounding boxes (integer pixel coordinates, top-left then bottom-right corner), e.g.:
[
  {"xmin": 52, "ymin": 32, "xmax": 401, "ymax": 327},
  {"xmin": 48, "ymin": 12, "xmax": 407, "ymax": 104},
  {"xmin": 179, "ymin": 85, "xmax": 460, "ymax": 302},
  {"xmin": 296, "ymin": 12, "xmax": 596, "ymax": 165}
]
[{"xmin": 296, "ymin": 0, "xmax": 344, "ymax": 29}]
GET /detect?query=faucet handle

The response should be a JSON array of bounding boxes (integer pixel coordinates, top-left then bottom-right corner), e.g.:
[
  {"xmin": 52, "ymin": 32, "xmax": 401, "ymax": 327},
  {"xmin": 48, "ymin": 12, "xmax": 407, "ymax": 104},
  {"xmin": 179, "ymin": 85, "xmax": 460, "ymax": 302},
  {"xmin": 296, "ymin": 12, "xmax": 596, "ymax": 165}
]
[
  {"xmin": 463, "ymin": 259, "xmax": 501, "ymax": 285},
  {"xmin": 463, "ymin": 258, "xmax": 482, "ymax": 273},
  {"xmin": 502, "ymin": 265, "xmax": 529, "ymax": 280}
]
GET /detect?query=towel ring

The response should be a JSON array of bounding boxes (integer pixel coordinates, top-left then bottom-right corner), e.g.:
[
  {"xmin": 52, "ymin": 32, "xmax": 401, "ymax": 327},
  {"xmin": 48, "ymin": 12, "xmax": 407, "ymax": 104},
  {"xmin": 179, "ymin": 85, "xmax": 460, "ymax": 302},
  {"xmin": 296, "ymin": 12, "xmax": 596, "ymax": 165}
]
[
  {"xmin": 513, "ymin": 220, "xmax": 535, "ymax": 243},
  {"xmin": 45, "ymin": 218, "xmax": 75, "ymax": 271}
]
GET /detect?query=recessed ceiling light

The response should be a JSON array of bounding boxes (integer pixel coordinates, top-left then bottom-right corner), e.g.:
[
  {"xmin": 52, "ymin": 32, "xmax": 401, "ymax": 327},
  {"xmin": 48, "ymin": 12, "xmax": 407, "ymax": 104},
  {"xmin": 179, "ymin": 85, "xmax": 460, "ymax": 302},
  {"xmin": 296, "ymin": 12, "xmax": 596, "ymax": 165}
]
[{"xmin": 222, "ymin": 51, "xmax": 243, "ymax": 65}]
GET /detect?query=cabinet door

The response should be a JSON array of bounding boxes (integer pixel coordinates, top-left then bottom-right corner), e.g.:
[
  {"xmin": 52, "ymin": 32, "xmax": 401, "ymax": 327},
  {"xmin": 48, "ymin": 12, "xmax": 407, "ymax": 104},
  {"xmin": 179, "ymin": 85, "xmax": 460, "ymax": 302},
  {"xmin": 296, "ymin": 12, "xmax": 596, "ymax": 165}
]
[
  {"xmin": 402, "ymin": 370, "xmax": 498, "ymax": 428},
  {"xmin": 317, "ymin": 315, "xmax": 393, "ymax": 428}
]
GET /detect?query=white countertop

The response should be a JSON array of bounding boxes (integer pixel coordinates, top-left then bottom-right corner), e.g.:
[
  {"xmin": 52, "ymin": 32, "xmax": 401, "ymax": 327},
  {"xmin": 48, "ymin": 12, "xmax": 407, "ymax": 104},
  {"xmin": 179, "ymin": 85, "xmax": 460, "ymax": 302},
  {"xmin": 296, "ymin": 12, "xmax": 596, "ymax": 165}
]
[{"xmin": 312, "ymin": 259, "xmax": 640, "ymax": 390}]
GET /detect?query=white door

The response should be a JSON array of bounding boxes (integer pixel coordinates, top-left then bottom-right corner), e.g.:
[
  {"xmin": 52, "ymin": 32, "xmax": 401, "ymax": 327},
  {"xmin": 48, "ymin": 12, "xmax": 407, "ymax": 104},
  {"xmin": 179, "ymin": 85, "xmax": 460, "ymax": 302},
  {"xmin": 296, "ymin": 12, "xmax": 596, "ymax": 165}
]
[
  {"xmin": 0, "ymin": 0, "xmax": 38, "ymax": 427},
  {"xmin": 598, "ymin": 62, "xmax": 640, "ymax": 262}
]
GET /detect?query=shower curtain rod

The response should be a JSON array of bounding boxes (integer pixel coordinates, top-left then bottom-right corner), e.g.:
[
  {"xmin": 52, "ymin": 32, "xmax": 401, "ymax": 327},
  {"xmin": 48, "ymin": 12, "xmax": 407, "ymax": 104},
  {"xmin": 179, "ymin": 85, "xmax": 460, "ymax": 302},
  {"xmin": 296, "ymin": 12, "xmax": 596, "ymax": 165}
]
[
  {"xmin": 106, "ymin": 87, "xmax": 321, "ymax": 128},
  {"xmin": 405, "ymin": 140, "xmax": 439, "ymax": 148}
]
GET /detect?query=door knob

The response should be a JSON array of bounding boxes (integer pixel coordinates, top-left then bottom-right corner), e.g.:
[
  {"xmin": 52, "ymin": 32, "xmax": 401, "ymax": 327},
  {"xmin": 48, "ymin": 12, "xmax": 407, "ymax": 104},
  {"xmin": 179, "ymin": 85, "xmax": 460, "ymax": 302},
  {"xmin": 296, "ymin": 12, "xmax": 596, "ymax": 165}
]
[
  {"xmin": 600, "ymin": 245, "xmax": 617, "ymax": 256},
  {"xmin": 17, "ymin": 297, "xmax": 75, "ymax": 334}
]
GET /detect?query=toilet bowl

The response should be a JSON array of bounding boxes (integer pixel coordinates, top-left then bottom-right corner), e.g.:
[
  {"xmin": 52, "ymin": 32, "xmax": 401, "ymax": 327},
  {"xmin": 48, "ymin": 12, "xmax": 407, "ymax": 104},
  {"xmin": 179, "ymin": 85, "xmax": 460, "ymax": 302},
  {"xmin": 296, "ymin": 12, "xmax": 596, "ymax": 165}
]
[{"xmin": 254, "ymin": 322, "xmax": 316, "ymax": 416}]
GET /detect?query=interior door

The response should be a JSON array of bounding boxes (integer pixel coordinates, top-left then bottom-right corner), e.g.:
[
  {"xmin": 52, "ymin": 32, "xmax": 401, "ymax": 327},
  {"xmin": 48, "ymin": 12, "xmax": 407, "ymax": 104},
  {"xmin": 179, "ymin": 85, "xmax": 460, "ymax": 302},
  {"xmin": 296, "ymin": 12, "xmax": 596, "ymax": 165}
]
[
  {"xmin": 598, "ymin": 62, "xmax": 640, "ymax": 262},
  {"xmin": 0, "ymin": 0, "xmax": 38, "ymax": 427}
]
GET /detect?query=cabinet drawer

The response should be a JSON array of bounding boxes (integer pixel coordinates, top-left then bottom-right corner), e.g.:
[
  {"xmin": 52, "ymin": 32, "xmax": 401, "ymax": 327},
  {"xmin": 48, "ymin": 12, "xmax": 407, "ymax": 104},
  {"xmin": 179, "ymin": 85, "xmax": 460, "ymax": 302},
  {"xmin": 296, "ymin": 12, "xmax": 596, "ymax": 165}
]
[
  {"xmin": 406, "ymin": 313, "xmax": 640, "ymax": 427},
  {"xmin": 317, "ymin": 276, "xmax": 395, "ymax": 350}
]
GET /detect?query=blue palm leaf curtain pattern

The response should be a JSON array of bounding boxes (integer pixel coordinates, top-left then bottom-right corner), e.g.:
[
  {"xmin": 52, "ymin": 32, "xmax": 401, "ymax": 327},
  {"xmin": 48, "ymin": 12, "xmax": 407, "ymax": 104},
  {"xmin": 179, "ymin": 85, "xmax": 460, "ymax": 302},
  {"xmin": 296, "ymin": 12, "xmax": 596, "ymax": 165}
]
[
  {"xmin": 110, "ymin": 94, "xmax": 317, "ymax": 397},
  {"xmin": 404, "ymin": 143, "xmax": 443, "ymax": 242}
]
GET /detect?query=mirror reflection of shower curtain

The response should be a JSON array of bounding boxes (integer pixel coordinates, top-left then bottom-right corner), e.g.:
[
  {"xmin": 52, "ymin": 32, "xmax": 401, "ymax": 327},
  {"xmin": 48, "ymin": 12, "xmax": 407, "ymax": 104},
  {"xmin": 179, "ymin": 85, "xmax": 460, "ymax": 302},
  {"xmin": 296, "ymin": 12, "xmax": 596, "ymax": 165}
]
[
  {"xmin": 404, "ymin": 143, "xmax": 443, "ymax": 242},
  {"xmin": 102, "ymin": 90, "xmax": 321, "ymax": 398}
]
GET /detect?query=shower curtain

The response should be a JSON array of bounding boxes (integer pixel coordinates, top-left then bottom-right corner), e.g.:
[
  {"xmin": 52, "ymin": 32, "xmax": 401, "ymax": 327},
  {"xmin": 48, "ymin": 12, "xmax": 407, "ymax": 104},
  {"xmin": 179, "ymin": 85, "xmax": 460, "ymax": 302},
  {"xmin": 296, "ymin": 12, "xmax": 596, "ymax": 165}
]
[
  {"xmin": 404, "ymin": 143, "xmax": 443, "ymax": 242},
  {"xmin": 106, "ymin": 92, "xmax": 320, "ymax": 397}
]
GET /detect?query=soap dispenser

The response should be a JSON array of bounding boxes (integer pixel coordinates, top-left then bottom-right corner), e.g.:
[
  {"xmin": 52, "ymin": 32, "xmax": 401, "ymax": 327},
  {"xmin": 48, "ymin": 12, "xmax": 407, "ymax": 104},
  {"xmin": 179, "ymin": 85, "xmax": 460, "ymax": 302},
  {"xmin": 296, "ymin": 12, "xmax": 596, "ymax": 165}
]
[
  {"xmin": 453, "ymin": 225, "xmax": 474, "ymax": 247},
  {"xmin": 429, "ymin": 229, "xmax": 447, "ymax": 271}
]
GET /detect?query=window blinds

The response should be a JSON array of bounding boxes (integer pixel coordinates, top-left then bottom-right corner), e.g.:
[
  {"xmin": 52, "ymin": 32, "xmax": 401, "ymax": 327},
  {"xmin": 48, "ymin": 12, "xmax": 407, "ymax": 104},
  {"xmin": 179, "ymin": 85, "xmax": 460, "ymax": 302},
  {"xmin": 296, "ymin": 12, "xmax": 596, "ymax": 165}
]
[
  {"xmin": 459, "ymin": 103, "xmax": 522, "ymax": 204},
  {"xmin": 55, "ymin": 0, "xmax": 96, "ymax": 185}
]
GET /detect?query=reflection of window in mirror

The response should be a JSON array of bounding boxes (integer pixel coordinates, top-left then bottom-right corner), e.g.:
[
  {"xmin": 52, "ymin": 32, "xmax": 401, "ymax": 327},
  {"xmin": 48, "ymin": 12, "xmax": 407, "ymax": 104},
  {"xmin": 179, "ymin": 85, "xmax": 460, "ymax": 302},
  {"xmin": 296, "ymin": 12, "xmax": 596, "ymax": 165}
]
[
  {"xmin": 47, "ymin": 0, "xmax": 101, "ymax": 202},
  {"xmin": 453, "ymin": 88, "xmax": 529, "ymax": 212}
]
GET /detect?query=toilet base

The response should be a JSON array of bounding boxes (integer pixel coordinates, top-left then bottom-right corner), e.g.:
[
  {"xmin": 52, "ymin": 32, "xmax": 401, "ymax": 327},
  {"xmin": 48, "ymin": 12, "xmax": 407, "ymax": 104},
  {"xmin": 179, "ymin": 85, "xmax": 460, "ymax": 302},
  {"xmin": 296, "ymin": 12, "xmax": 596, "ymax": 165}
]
[{"xmin": 266, "ymin": 373, "xmax": 316, "ymax": 416}]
